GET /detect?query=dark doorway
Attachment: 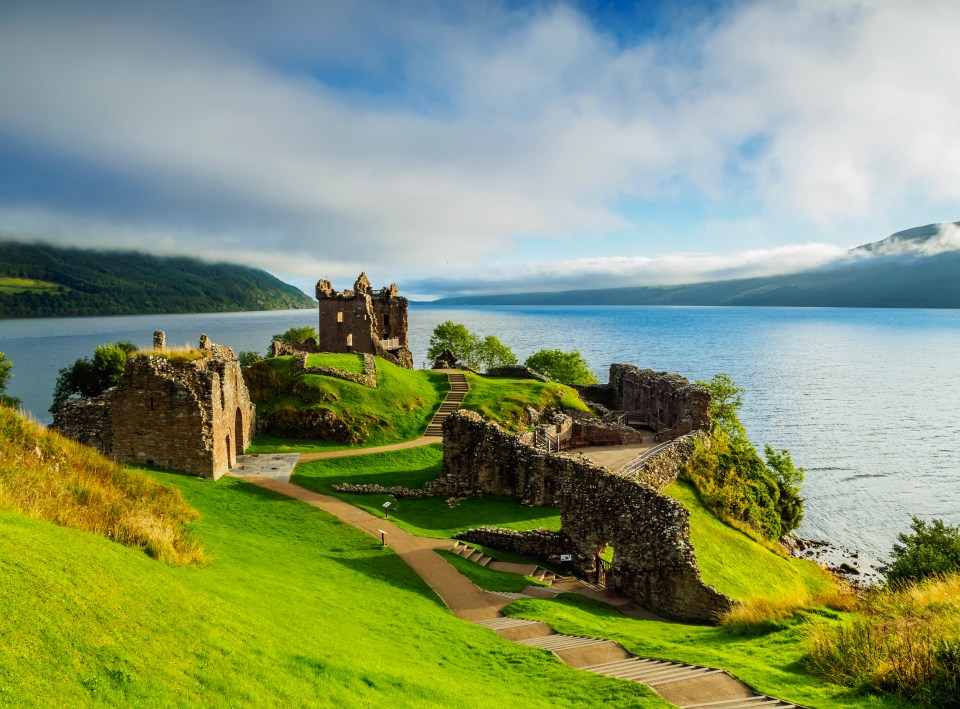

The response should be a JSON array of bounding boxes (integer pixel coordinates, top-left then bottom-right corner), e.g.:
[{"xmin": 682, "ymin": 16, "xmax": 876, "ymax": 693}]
[{"xmin": 235, "ymin": 407, "xmax": 244, "ymax": 458}]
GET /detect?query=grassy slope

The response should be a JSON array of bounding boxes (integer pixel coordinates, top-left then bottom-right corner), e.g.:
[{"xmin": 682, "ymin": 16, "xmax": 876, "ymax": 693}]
[
  {"xmin": 304, "ymin": 352, "xmax": 365, "ymax": 373},
  {"xmin": 247, "ymin": 355, "xmax": 448, "ymax": 451},
  {"xmin": 460, "ymin": 373, "xmax": 590, "ymax": 433},
  {"xmin": 665, "ymin": 480, "xmax": 835, "ymax": 602},
  {"xmin": 292, "ymin": 447, "xmax": 562, "ymax": 538},
  {"xmin": 0, "ymin": 469, "xmax": 665, "ymax": 708},
  {"xmin": 0, "ymin": 405, "xmax": 203, "ymax": 565},
  {"xmin": 503, "ymin": 595, "xmax": 907, "ymax": 709},
  {"xmin": 0, "ymin": 276, "xmax": 66, "ymax": 294}
]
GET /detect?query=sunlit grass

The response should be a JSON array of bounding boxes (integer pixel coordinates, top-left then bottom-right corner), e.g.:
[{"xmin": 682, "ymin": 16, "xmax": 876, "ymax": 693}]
[{"xmin": 461, "ymin": 373, "xmax": 591, "ymax": 432}]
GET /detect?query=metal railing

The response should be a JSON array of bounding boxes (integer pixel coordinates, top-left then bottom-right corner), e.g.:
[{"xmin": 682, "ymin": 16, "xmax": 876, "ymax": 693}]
[
  {"xmin": 379, "ymin": 337, "xmax": 400, "ymax": 350},
  {"xmin": 618, "ymin": 440, "xmax": 676, "ymax": 477},
  {"xmin": 533, "ymin": 428, "xmax": 560, "ymax": 453}
]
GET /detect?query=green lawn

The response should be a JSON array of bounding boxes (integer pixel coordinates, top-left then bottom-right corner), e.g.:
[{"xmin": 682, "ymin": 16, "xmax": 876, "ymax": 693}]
[
  {"xmin": 246, "ymin": 355, "xmax": 448, "ymax": 448},
  {"xmin": 665, "ymin": 480, "xmax": 835, "ymax": 602},
  {"xmin": 435, "ymin": 550, "xmax": 549, "ymax": 592},
  {"xmin": 503, "ymin": 595, "xmax": 909, "ymax": 709},
  {"xmin": 461, "ymin": 373, "xmax": 591, "ymax": 433},
  {"xmin": 305, "ymin": 352, "xmax": 365, "ymax": 374},
  {"xmin": 0, "ymin": 469, "xmax": 665, "ymax": 708},
  {"xmin": 292, "ymin": 448, "xmax": 563, "ymax": 539}
]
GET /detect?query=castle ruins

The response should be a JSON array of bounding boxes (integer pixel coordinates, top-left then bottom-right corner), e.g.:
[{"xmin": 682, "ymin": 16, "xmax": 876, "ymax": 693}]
[
  {"xmin": 52, "ymin": 332, "xmax": 255, "ymax": 480},
  {"xmin": 315, "ymin": 273, "xmax": 413, "ymax": 368}
]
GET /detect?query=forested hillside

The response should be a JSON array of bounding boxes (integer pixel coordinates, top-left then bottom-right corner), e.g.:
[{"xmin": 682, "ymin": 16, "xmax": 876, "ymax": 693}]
[{"xmin": 0, "ymin": 241, "xmax": 315, "ymax": 318}]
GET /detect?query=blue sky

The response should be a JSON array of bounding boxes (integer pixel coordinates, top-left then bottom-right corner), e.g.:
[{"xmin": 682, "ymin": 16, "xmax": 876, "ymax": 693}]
[{"xmin": 1, "ymin": 0, "xmax": 959, "ymax": 298}]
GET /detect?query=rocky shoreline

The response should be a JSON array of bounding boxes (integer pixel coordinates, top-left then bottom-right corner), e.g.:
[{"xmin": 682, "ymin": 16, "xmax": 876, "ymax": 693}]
[{"xmin": 783, "ymin": 533, "xmax": 883, "ymax": 587}]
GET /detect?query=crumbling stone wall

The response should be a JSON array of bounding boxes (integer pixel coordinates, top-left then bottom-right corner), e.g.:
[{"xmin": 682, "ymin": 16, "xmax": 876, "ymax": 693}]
[
  {"xmin": 454, "ymin": 527, "xmax": 574, "ymax": 565},
  {"xmin": 294, "ymin": 352, "xmax": 377, "ymax": 387},
  {"xmin": 315, "ymin": 273, "xmax": 413, "ymax": 368},
  {"xmin": 437, "ymin": 410, "xmax": 732, "ymax": 621},
  {"xmin": 579, "ymin": 364, "xmax": 710, "ymax": 442},
  {"xmin": 53, "ymin": 334, "xmax": 256, "ymax": 480}
]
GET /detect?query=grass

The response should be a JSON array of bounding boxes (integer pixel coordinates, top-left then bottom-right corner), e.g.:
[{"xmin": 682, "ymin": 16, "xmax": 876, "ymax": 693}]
[
  {"xmin": 665, "ymin": 479, "xmax": 836, "ymax": 604},
  {"xmin": 305, "ymin": 352, "xmax": 365, "ymax": 374},
  {"xmin": 461, "ymin": 373, "xmax": 591, "ymax": 433},
  {"xmin": 436, "ymin": 550, "xmax": 550, "ymax": 592},
  {"xmin": 292, "ymin": 447, "xmax": 563, "ymax": 539},
  {"xmin": 0, "ymin": 405, "xmax": 205, "ymax": 566},
  {"xmin": 0, "ymin": 466, "xmax": 666, "ymax": 707},
  {"xmin": 503, "ymin": 594, "xmax": 910, "ymax": 708},
  {"xmin": 245, "ymin": 355, "xmax": 447, "ymax": 447},
  {"xmin": 0, "ymin": 276, "xmax": 66, "ymax": 294},
  {"xmin": 804, "ymin": 573, "xmax": 960, "ymax": 704},
  {"xmin": 134, "ymin": 348, "xmax": 210, "ymax": 362}
]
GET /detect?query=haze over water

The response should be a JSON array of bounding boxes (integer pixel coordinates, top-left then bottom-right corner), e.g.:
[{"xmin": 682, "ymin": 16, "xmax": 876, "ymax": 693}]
[{"xmin": 3, "ymin": 305, "xmax": 958, "ymax": 569}]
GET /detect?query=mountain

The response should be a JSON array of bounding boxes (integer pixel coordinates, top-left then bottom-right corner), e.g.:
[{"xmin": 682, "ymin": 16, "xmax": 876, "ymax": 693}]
[
  {"xmin": 428, "ymin": 223, "xmax": 960, "ymax": 309},
  {"xmin": 0, "ymin": 241, "xmax": 315, "ymax": 318}
]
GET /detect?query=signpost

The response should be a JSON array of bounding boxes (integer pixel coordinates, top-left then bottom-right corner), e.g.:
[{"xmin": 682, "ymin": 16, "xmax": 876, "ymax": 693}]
[
  {"xmin": 382, "ymin": 501, "xmax": 391, "ymax": 519},
  {"xmin": 378, "ymin": 530, "xmax": 388, "ymax": 546}
]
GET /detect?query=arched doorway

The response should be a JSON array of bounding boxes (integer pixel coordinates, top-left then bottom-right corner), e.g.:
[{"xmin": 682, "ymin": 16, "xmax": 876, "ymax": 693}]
[{"xmin": 226, "ymin": 434, "xmax": 233, "ymax": 469}]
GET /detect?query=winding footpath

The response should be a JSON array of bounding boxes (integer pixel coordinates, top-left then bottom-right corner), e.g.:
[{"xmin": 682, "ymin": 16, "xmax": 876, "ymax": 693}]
[{"xmin": 235, "ymin": 369, "xmax": 805, "ymax": 708}]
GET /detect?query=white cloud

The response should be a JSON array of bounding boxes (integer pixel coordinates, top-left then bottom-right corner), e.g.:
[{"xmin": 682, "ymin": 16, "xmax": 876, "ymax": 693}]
[
  {"xmin": 0, "ymin": 0, "xmax": 959, "ymax": 283},
  {"xmin": 407, "ymin": 242, "xmax": 850, "ymax": 297}
]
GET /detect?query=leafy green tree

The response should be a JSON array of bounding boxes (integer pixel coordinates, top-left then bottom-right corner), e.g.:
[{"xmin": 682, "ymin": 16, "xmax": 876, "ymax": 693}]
[
  {"xmin": 765, "ymin": 445, "xmax": 805, "ymax": 533},
  {"xmin": 881, "ymin": 517, "xmax": 960, "ymax": 585},
  {"xmin": 524, "ymin": 349, "xmax": 598, "ymax": 385},
  {"xmin": 427, "ymin": 321, "xmax": 477, "ymax": 364},
  {"xmin": 700, "ymin": 372, "xmax": 744, "ymax": 438},
  {"xmin": 50, "ymin": 340, "xmax": 137, "ymax": 413},
  {"xmin": 238, "ymin": 351, "xmax": 262, "ymax": 368},
  {"xmin": 271, "ymin": 326, "xmax": 318, "ymax": 349},
  {"xmin": 0, "ymin": 352, "xmax": 21, "ymax": 406},
  {"xmin": 473, "ymin": 335, "xmax": 517, "ymax": 371}
]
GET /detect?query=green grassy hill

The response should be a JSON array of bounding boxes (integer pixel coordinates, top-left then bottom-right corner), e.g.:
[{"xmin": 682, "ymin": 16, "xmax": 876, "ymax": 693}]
[
  {"xmin": 460, "ymin": 373, "xmax": 591, "ymax": 433},
  {"xmin": 0, "ymin": 241, "xmax": 315, "ymax": 317},
  {"xmin": 0, "ymin": 465, "xmax": 664, "ymax": 707},
  {"xmin": 245, "ymin": 355, "xmax": 448, "ymax": 451}
]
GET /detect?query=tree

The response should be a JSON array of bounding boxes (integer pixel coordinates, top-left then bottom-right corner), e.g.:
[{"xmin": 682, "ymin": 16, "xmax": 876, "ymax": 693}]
[
  {"xmin": 765, "ymin": 445, "xmax": 805, "ymax": 533},
  {"xmin": 881, "ymin": 517, "xmax": 960, "ymax": 585},
  {"xmin": 270, "ymin": 326, "xmax": 318, "ymax": 351},
  {"xmin": 473, "ymin": 335, "xmax": 517, "ymax": 371},
  {"xmin": 238, "ymin": 351, "xmax": 262, "ymax": 368},
  {"xmin": 698, "ymin": 373, "xmax": 745, "ymax": 439},
  {"xmin": 50, "ymin": 340, "xmax": 137, "ymax": 413},
  {"xmin": 427, "ymin": 321, "xmax": 476, "ymax": 364},
  {"xmin": 0, "ymin": 352, "xmax": 21, "ymax": 406},
  {"xmin": 524, "ymin": 349, "xmax": 598, "ymax": 385}
]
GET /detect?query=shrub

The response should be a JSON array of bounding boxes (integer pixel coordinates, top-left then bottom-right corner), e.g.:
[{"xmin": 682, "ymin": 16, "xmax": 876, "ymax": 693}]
[
  {"xmin": 882, "ymin": 517, "xmax": 960, "ymax": 585},
  {"xmin": 524, "ymin": 349, "xmax": 598, "ymax": 385},
  {"xmin": 50, "ymin": 340, "xmax": 138, "ymax": 413},
  {"xmin": 269, "ymin": 325, "xmax": 318, "ymax": 354},
  {"xmin": 0, "ymin": 351, "xmax": 21, "ymax": 406}
]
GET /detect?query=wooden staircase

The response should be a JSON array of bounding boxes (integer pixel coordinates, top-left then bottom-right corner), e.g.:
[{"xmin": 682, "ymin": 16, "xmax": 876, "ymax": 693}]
[{"xmin": 424, "ymin": 371, "xmax": 468, "ymax": 438}]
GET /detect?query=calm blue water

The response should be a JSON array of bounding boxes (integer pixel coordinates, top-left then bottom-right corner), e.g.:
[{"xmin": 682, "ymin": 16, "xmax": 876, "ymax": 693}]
[{"xmin": 2, "ymin": 305, "xmax": 959, "ymax": 566}]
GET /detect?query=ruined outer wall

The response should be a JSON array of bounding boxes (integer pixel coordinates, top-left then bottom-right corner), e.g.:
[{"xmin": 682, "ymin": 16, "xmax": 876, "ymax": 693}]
[
  {"xmin": 439, "ymin": 411, "xmax": 732, "ymax": 621},
  {"xmin": 110, "ymin": 355, "xmax": 254, "ymax": 479},
  {"xmin": 51, "ymin": 396, "xmax": 113, "ymax": 453}
]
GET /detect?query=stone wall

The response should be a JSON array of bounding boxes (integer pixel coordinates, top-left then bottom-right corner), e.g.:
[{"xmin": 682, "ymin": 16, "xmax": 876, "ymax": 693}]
[
  {"xmin": 294, "ymin": 352, "xmax": 377, "ymax": 387},
  {"xmin": 437, "ymin": 410, "xmax": 732, "ymax": 621},
  {"xmin": 620, "ymin": 433, "xmax": 703, "ymax": 491},
  {"xmin": 453, "ymin": 527, "xmax": 575, "ymax": 565},
  {"xmin": 53, "ymin": 335, "xmax": 256, "ymax": 480},
  {"xmin": 579, "ymin": 364, "xmax": 710, "ymax": 442},
  {"xmin": 485, "ymin": 365, "xmax": 553, "ymax": 381}
]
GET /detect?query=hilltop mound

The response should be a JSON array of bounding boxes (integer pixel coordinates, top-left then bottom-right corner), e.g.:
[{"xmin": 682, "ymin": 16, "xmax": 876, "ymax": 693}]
[{"xmin": 0, "ymin": 404, "xmax": 205, "ymax": 565}]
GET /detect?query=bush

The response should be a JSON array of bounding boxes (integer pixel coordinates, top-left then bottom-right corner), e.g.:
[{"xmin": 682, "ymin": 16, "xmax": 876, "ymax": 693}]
[
  {"xmin": 524, "ymin": 349, "xmax": 598, "ymax": 385},
  {"xmin": 882, "ymin": 517, "xmax": 960, "ymax": 585},
  {"xmin": 269, "ymin": 325, "xmax": 318, "ymax": 354},
  {"xmin": 683, "ymin": 374, "xmax": 805, "ymax": 541},
  {"xmin": 427, "ymin": 321, "xmax": 516, "ymax": 372},
  {"xmin": 0, "ymin": 351, "xmax": 21, "ymax": 406}
]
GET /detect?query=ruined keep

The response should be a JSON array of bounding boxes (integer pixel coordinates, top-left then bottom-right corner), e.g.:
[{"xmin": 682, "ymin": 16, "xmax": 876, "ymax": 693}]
[
  {"xmin": 579, "ymin": 364, "xmax": 710, "ymax": 441},
  {"xmin": 435, "ymin": 411, "xmax": 732, "ymax": 622},
  {"xmin": 52, "ymin": 332, "xmax": 255, "ymax": 480},
  {"xmin": 315, "ymin": 273, "xmax": 413, "ymax": 368}
]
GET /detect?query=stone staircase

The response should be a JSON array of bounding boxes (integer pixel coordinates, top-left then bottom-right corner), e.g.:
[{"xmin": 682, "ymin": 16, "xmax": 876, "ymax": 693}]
[
  {"xmin": 447, "ymin": 541, "xmax": 559, "ymax": 585},
  {"xmin": 424, "ymin": 371, "xmax": 469, "ymax": 437},
  {"xmin": 473, "ymin": 617, "xmax": 805, "ymax": 709}
]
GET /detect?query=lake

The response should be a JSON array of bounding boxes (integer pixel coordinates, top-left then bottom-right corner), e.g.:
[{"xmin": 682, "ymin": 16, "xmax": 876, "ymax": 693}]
[{"xmin": 2, "ymin": 304, "xmax": 958, "ymax": 569}]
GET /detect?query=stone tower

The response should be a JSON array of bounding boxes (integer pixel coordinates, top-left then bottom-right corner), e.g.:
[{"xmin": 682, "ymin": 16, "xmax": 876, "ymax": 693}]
[{"xmin": 315, "ymin": 273, "xmax": 413, "ymax": 368}]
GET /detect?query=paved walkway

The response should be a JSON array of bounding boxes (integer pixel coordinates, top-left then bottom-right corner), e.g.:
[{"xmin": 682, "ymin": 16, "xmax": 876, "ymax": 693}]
[
  {"xmin": 298, "ymin": 437, "xmax": 439, "ymax": 462},
  {"xmin": 577, "ymin": 443, "xmax": 655, "ymax": 472},
  {"xmin": 245, "ymin": 476, "xmax": 507, "ymax": 621}
]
